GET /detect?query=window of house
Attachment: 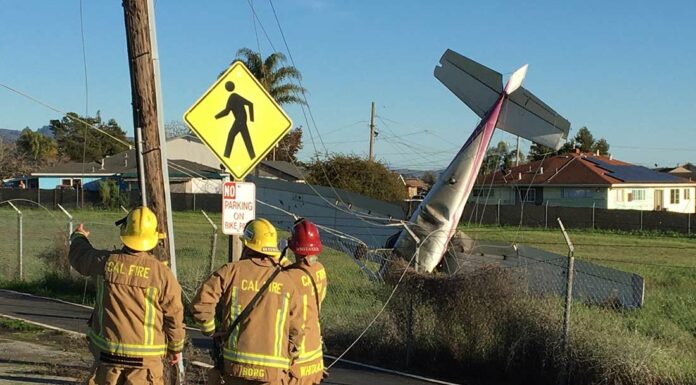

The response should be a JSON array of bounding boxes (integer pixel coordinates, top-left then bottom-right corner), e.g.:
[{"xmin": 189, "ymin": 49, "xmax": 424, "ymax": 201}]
[
  {"xmin": 518, "ymin": 188, "xmax": 536, "ymax": 202},
  {"xmin": 61, "ymin": 179, "xmax": 72, "ymax": 186},
  {"xmin": 562, "ymin": 188, "xmax": 593, "ymax": 198},
  {"xmin": 472, "ymin": 188, "xmax": 494, "ymax": 198},
  {"xmin": 626, "ymin": 189, "xmax": 645, "ymax": 202},
  {"xmin": 615, "ymin": 189, "xmax": 624, "ymax": 202},
  {"xmin": 670, "ymin": 189, "xmax": 680, "ymax": 204},
  {"xmin": 685, "ymin": 189, "xmax": 691, "ymax": 200}
]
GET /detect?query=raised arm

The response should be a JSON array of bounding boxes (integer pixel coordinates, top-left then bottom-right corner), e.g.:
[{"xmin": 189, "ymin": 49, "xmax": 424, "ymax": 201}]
[{"xmin": 68, "ymin": 224, "xmax": 110, "ymax": 277}]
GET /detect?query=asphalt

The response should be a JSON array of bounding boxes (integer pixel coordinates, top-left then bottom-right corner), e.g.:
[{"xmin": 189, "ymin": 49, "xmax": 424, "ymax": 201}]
[{"xmin": 0, "ymin": 289, "xmax": 458, "ymax": 385}]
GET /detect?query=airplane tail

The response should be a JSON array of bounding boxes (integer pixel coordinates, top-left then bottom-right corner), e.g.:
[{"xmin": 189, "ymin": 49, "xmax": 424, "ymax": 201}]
[{"xmin": 434, "ymin": 49, "xmax": 570, "ymax": 150}]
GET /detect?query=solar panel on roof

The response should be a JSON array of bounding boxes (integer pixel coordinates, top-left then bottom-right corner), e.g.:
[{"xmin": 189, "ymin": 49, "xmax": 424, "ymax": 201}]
[{"xmin": 586, "ymin": 157, "xmax": 685, "ymax": 183}]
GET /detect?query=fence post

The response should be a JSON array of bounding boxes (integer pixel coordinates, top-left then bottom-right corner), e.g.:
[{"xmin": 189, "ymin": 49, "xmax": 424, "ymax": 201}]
[
  {"xmin": 545, "ymin": 200, "xmax": 549, "ymax": 229},
  {"xmin": 592, "ymin": 201, "xmax": 596, "ymax": 230},
  {"xmin": 8, "ymin": 202, "xmax": 23, "ymax": 281},
  {"xmin": 57, "ymin": 204, "xmax": 73, "ymax": 237},
  {"xmin": 640, "ymin": 210, "xmax": 643, "ymax": 231},
  {"xmin": 201, "ymin": 210, "xmax": 218, "ymax": 274},
  {"xmin": 557, "ymin": 218, "xmax": 575, "ymax": 385},
  {"xmin": 689, "ymin": 212, "xmax": 691, "ymax": 236},
  {"xmin": 497, "ymin": 199, "xmax": 501, "ymax": 226}
]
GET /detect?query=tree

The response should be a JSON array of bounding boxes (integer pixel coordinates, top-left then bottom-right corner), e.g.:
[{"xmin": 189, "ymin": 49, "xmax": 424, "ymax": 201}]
[
  {"xmin": 266, "ymin": 127, "xmax": 303, "ymax": 162},
  {"xmin": 305, "ymin": 154, "xmax": 407, "ymax": 202},
  {"xmin": 229, "ymin": 48, "xmax": 307, "ymax": 106},
  {"xmin": 591, "ymin": 138, "xmax": 610, "ymax": 156},
  {"xmin": 482, "ymin": 141, "xmax": 515, "ymax": 173},
  {"xmin": 165, "ymin": 120, "xmax": 192, "ymax": 139},
  {"xmin": 422, "ymin": 170, "xmax": 438, "ymax": 186},
  {"xmin": 50, "ymin": 112, "xmax": 130, "ymax": 162},
  {"xmin": 527, "ymin": 143, "xmax": 558, "ymax": 161},
  {"xmin": 16, "ymin": 127, "xmax": 58, "ymax": 163},
  {"xmin": 527, "ymin": 126, "xmax": 610, "ymax": 160},
  {"xmin": 574, "ymin": 126, "xmax": 595, "ymax": 152},
  {"xmin": 0, "ymin": 139, "xmax": 34, "ymax": 179}
]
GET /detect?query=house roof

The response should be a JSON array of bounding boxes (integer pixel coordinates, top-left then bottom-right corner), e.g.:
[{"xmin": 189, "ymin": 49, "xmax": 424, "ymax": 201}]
[
  {"xmin": 33, "ymin": 149, "xmax": 222, "ymax": 180},
  {"xmin": 654, "ymin": 163, "xmax": 696, "ymax": 181},
  {"xmin": 476, "ymin": 152, "xmax": 695, "ymax": 187},
  {"xmin": 258, "ymin": 161, "xmax": 305, "ymax": 181},
  {"xmin": 32, "ymin": 150, "xmax": 136, "ymax": 176},
  {"xmin": 404, "ymin": 178, "xmax": 427, "ymax": 188}
]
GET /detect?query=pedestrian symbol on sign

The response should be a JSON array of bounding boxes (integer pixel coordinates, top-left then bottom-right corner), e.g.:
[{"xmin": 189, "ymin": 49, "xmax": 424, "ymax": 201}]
[{"xmin": 215, "ymin": 81, "xmax": 256, "ymax": 159}]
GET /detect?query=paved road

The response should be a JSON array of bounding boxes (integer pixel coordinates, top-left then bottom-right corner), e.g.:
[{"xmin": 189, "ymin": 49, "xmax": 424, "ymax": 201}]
[{"xmin": 0, "ymin": 289, "xmax": 457, "ymax": 385}]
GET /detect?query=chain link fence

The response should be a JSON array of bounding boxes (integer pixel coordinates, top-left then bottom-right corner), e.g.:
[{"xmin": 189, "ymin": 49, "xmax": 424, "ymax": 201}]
[{"xmin": 1, "ymin": 201, "xmax": 695, "ymax": 384}]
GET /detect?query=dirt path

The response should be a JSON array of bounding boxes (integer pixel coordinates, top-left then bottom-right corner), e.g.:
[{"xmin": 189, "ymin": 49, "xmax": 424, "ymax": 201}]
[{"xmin": 0, "ymin": 325, "xmax": 91, "ymax": 384}]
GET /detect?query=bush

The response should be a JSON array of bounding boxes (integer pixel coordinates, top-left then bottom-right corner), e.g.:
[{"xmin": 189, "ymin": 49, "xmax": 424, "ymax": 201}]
[
  {"xmin": 304, "ymin": 154, "xmax": 408, "ymax": 202},
  {"xmin": 37, "ymin": 235, "xmax": 71, "ymax": 277},
  {"xmin": 98, "ymin": 179, "xmax": 127, "ymax": 209},
  {"xmin": 340, "ymin": 267, "xmax": 694, "ymax": 385}
]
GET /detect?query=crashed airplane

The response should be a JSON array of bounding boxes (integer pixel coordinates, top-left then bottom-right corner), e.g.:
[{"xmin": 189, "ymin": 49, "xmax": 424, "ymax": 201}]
[{"xmin": 393, "ymin": 49, "xmax": 571, "ymax": 273}]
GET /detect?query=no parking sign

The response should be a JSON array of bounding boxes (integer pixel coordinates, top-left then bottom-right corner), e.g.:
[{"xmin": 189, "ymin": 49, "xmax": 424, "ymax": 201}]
[{"xmin": 222, "ymin": 181, "xmax": 256, "ymax": 235}]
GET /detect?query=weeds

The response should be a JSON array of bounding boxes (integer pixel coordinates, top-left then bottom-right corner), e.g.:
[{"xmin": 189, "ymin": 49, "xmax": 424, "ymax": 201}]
[{"xmin": 0, "ymin": 317, "xmax": 43, "ymax": 332}]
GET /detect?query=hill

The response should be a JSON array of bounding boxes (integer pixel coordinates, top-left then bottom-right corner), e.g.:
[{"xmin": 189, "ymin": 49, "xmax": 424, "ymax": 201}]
[{"xmin": 0, "ymin": 128, "xmax": 21, "ymax": 143}]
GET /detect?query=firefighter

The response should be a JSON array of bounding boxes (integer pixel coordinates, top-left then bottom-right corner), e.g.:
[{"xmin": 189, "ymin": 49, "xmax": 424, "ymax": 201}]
[
  {"xmin": 285, "ymin": 218, "xmax": 328, "ymax": 385},
  {"xmin": 68, "ymin": 206, "xmax": 185, "ymax": 385},
  {"xmin": 190, "ymin": 218, "xmax": 303, "ymax": 385}
]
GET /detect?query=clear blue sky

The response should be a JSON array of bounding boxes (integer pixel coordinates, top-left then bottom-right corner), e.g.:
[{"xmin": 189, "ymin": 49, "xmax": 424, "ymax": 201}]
[{"xmin": 1, "ymin": 0, "xmax": 695, "ymax": 170}]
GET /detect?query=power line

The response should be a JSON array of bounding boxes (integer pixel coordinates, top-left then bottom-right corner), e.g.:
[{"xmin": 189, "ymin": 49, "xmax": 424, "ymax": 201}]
[
  {"xmin": 0, "ymin": 81, "xmax": 132, "ymax": 148},
  {"xmin": 245, "ymin": 0, "xmax": 277, "ymax": 52}
]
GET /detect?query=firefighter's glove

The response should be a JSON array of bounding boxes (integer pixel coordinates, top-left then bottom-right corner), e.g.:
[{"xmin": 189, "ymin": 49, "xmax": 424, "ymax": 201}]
[
  {"xmin": 168, "ymin": 352, "xmax": 182, "ymax": 365},
  {"xmin": 70, "ymin": 224, "xmax": 90, "ymax": 242}
]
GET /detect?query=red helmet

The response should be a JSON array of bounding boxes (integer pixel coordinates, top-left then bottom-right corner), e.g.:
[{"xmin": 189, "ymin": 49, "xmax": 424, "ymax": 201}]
[{"xmin": 288, "ymin": 218, "xmax": 322, "ymax": 256}]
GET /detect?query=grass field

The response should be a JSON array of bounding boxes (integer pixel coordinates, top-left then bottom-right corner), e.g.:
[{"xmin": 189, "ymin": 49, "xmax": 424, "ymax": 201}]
[{"xmin": 1, "ymin": 206, "xmax": 694, "ymax": 384}]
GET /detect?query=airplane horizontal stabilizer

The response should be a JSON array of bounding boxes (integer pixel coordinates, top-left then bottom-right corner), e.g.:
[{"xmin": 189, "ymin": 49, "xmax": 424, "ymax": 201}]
[
  {"xmin": 434, "ymin": 49, "xmax": 570, "ymax": 150},
  {"xmin": 501, "ymin": 87, "xmax": 570, "ymax": 150}
]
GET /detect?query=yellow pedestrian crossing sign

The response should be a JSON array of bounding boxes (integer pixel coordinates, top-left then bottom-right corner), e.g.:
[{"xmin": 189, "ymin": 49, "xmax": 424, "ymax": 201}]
[{"xmin": 183, "ymin": 61, "xmax": 293, "ymax": 180}]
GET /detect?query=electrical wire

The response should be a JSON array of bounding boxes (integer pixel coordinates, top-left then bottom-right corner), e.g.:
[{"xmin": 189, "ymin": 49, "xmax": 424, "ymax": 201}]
[{"xmin": 0, "ymin": 82, "xmax": 132, "ymax": 148}]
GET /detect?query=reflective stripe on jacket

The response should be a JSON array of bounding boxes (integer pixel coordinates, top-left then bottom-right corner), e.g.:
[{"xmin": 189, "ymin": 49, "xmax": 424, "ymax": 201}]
[
  {"xmin": 285, "ymin": 260, "xmax": 327, "ymax": 384},
  {"xmin": 68, "ymin": 235, "xmax": 186, "ymax": 359},
  {"xmin": 190, "ymin": 257, "xmax": 303, "ymax": 383}
]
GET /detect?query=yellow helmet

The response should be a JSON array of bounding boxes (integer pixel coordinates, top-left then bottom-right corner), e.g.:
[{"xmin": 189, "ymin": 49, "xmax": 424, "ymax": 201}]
[
  {"xmin": 120, "ymin": 207, "xmax": 166, "ymax": 252},
  {"xmin": 241, "ymin": 218, "xmax": 281, "ymax": 258}
]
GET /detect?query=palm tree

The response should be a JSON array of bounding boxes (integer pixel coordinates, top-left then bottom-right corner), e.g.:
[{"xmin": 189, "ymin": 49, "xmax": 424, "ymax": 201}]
[{"xmin": 225, "ymin": 48, "xmax": 307, "ymax": 106}]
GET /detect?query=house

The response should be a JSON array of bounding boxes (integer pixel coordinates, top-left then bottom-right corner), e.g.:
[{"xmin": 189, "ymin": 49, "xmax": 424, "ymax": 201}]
[
  {"xmin": 29, "ymin": 151, "xmax": 133, "ymax": 190},
  {"xmin": 29, "ymin": 149, "xmax": 224, "ymax": 193},
  {"xmin": 655, "ymin": 163, "xmax": 696, "ymax": 182},
  {"xmin": 167, "ymin": 135, "xmax": 306, "ymax": 182},
  {"xmin": 403, "ymin": 178, "xmax": 428, "ymax": 198},
  {"xmin": 28, "ymin": 135, "xmax": 305, "ymax": 191},
  {"xmin": 469, "ymin": 150, "xmax": 696, "ymax": 214}
]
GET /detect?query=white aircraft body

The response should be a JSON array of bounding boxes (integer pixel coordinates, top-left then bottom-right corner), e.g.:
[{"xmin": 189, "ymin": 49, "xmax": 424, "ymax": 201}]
[{"xmin": 393, "ymin": 50, "xmax": 571, "ymax": 273}]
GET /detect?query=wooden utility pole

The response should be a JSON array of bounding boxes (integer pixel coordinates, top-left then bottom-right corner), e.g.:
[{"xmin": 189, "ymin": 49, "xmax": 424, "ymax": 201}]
[
  {"xmin": 369, "ymin": 101, "xmax": 376, "ymax": 162},
  {"xmin": 122, "ymin": 0, "xmax": 177, "ymax": 273}
]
